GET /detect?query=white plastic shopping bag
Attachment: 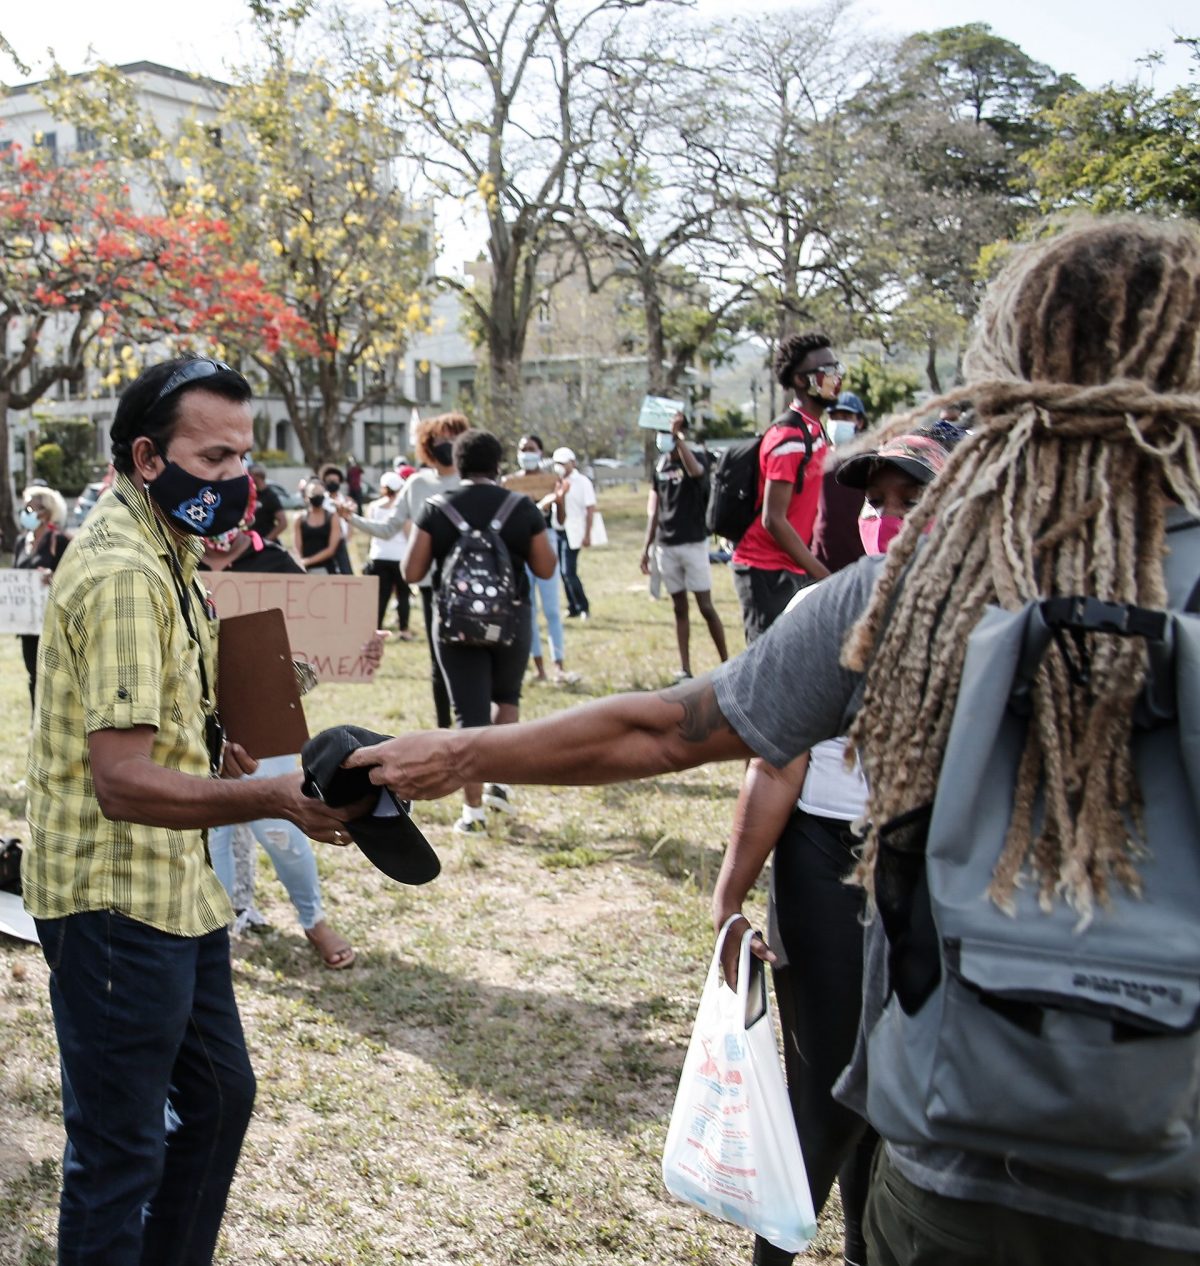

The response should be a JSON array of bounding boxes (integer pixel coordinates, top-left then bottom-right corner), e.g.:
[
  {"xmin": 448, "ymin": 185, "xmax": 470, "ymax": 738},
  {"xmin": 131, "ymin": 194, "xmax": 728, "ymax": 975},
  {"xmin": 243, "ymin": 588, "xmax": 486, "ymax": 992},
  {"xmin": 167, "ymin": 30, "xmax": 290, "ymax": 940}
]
[
  {"xmin": 661, "ymin": 917, "xmax": 817, "ymax": 1253},
  {"xmin": 588, "ymin": 510, "xmax": 608, "ymax": 547}
]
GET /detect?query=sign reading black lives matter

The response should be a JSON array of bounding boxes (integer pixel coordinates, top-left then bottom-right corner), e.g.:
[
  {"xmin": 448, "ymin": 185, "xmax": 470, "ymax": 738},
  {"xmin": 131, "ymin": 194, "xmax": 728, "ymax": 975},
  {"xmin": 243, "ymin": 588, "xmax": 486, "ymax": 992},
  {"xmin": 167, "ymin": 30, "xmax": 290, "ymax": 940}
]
[{"xmin": 0, "ymin": 571, "xmax": 50, "ymax": 636}]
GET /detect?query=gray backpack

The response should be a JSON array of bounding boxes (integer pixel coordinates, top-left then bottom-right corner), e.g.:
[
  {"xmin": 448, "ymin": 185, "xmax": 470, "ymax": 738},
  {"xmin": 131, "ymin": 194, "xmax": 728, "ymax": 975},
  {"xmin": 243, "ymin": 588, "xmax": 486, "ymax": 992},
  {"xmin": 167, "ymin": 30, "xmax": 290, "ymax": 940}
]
[{"xmin": 866, "ymin": 521, "xmax": 1200, "ymax": 1187}]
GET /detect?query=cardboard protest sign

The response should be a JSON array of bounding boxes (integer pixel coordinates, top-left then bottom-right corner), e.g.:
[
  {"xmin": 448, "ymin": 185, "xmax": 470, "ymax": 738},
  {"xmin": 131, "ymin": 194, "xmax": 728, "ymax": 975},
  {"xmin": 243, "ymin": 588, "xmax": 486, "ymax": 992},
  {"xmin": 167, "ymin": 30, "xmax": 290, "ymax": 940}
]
[
  {"xmin": 205, "ymin": 573, "xmax": 377, "ymax": 682},
  {"xmin": 0, "ymin": 570, "xmax": 49, "ymax": 637}
]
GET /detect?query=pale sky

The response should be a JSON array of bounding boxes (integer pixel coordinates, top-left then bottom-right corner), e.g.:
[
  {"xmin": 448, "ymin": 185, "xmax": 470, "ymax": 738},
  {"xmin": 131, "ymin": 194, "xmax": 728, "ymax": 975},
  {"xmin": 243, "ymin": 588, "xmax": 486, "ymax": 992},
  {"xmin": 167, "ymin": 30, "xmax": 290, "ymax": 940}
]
[{"xmin": 2, "ymin": 0, "xmax": 1195, "ymax": 90}]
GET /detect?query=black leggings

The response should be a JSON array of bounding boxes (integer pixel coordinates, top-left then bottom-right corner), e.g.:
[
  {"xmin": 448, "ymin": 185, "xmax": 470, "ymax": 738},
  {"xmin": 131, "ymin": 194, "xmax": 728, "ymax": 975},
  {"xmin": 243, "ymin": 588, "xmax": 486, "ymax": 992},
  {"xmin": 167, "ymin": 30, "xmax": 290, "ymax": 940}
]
[
  {"xmin": 419, "ymin": 588, "xmax": 452, "ymax": 729},
  {"xmin": 433, "ymin": 609, "xmax": 532, "ymax": 728},
  {"xmin": 373, "ymin": 560, "xmax": 411, "ymax": 631},
  {"xmin": 754, "ymin": 809, "xmax": 878, "ymax": 1266}
]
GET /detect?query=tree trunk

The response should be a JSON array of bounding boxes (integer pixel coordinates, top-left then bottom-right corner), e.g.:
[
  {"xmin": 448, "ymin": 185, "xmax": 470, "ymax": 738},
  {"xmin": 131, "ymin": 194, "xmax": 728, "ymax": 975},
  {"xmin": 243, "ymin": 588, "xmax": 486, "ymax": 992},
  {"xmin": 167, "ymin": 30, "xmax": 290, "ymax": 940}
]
[
  {"xmin": 488, "ymin": 353, "xmax": 523, "ymax": 442},
  {"xmin": 0, "ymin": 392, "xmax": 16, "ymax": 554},
  {"xmin": 926, "ymin": 334, "xmax": 942, "ymax": 394},
  {"xmin": 643, "ymin": 280, "xmax": 668, "ymax": 397}
]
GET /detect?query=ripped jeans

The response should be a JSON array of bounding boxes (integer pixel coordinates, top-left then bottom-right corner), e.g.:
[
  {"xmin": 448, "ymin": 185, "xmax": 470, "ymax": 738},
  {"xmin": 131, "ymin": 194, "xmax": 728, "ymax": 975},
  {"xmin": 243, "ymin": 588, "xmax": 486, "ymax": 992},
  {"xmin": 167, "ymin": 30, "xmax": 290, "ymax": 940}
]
[{"xmin": 208, "ymin": 754, "xmax": 325, "ymax": 930}]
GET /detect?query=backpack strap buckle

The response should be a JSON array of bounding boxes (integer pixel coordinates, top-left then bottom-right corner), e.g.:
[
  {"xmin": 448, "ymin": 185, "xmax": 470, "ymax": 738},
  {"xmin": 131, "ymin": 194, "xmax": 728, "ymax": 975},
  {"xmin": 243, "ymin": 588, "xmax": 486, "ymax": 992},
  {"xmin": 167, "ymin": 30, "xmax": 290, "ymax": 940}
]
[{"xmin": 1040, "ymin": 596, "xmax": 1167, "ymax": 641}]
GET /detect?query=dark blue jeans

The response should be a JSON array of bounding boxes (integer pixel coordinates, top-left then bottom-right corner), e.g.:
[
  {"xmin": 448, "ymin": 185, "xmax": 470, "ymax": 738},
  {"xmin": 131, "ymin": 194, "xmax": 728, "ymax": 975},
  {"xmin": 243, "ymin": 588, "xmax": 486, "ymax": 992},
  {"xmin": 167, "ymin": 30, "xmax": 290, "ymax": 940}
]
[
  {"xmin": 557, "ymin": 536, "xmax": 589, "ymax": 616},
  {"xmin": 35, "ymin": 910, "xmax": 256, "ymax": 1266}
]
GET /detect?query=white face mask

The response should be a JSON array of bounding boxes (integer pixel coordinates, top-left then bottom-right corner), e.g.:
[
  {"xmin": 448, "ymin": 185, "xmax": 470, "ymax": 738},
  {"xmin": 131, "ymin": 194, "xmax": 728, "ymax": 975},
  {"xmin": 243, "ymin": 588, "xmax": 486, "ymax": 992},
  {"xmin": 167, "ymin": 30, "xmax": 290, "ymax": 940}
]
[
  {"xmin": 655, "ymin": 432, "xmax": 677, "ymax": 454},
  {"xmin": 830, "ymin": 421, "xmax": 858, "ymax": 447},
  {"xmin": 518, "ymin": 451, "xmax": 541, "ymax": 471},
  {"xmin": 552, "ymin": 462, "xmax": 567, "ymax": 477}
]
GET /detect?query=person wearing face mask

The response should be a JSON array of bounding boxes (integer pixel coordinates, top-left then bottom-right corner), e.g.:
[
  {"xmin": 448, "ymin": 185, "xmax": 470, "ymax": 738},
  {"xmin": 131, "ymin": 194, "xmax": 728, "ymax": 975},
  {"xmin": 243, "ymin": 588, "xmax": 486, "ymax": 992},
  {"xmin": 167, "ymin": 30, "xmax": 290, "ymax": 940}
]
[
  {"xmin": 13, "ymin": 484, "xmax": 71, "ymax": 708},
  {"xmin": 640, "ymin": 413, "xmax": 728, "ymax": 681},
  {"xmin": 23, "ymin": 356, "xmax": 362, "ymax": 1266},
  {"xmin": 294, "ymin": 478, "xmax": 341, "ymax": 572},
  {"xmin": 811, "ymin": 391, "xmax": 871, "ymax": 576},
  {"xmin": 317, "ymin": 464, "xmax": 354, "ymax": 574},
  {"xmin": 710, "ymin": 426, "xmax": 957, "ymax": 1266},
  {"xmin": 346, "ymin": 414, "xmax": 468, "ymax": 728},
  {"xmin": 730, "ymin": 331, "xmax": 838, "ymax": 644},
  {"xmin": 550, "ymin": 446, "xmax": 597, "ymax": 619},
  {"xmin": 500, "ymin": 434, "xmax": 578, "ymax": 684}
]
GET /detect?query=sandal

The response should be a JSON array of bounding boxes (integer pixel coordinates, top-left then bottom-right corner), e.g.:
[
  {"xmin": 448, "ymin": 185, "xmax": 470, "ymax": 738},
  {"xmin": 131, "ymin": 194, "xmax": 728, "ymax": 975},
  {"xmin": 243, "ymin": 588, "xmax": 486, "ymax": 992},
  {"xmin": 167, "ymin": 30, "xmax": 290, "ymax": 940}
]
[{"xmin": 305, "ymin": 921, "xmax": 356, "ymax": 970}]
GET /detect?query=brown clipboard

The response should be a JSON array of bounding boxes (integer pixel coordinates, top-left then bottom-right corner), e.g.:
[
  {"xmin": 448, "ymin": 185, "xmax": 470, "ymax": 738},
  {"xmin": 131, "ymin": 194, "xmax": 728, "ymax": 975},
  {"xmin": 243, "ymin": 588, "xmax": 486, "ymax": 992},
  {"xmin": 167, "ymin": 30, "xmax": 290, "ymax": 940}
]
[{"xmin": 217, "ymin": 609, "xmax": 310, "ymax": 759}]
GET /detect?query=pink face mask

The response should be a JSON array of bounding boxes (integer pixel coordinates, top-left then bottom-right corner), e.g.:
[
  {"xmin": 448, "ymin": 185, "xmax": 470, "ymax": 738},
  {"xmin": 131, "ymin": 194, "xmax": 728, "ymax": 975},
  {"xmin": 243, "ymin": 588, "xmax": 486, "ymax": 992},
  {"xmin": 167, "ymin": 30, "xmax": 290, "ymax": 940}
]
[{"xmin": 859, "ymin": 514, "xmax": 904, "ymax": 555}]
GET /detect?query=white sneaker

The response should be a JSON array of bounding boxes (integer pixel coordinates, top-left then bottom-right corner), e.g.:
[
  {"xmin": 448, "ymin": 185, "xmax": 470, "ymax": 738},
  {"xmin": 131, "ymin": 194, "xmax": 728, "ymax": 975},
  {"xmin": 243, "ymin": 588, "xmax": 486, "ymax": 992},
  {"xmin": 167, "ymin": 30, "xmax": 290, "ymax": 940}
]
[
  {"xmin": 453, "ymin": 813, "xmax": 487, "ymax": 835},
  {"xmin": 482, "ymin": 783, "xmax": 516, "ymax": 814}
]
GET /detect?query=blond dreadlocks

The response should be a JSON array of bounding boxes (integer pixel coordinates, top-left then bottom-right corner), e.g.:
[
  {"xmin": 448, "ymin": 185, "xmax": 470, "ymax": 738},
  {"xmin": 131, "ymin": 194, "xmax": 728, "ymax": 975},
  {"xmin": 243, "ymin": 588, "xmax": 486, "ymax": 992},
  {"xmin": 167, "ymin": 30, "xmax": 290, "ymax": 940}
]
[{"xmin": 843, "ymin": 216, "xmax": 1200, "ymax": 921}]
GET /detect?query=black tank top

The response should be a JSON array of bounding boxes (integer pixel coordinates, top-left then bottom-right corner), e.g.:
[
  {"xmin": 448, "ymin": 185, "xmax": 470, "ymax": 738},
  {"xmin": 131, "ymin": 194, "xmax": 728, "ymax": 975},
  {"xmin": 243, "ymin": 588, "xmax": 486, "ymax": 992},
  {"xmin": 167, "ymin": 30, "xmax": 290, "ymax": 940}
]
[{"xmin": 299, "ymin": 510, "xmax": 336, "ymax": 572}]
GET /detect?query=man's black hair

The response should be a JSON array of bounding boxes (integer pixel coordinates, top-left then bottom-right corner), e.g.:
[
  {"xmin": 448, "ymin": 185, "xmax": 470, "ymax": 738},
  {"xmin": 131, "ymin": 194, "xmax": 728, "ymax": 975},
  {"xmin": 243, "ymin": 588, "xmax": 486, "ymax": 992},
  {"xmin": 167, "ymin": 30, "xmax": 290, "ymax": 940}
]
[
  {"xmin": 773, "ymin": 331, "xmax": 832, "ymax": 389},
  {"xmin": 110, "ymin": 356, "xmax": 252, "ymax": 475},
  {"xmin": 521, "ymin": 434, "xmax": 545, "ymax": 452},
  {"xmin": 454, "ymin": 429, "xmax": 503, "ymax": 479}
]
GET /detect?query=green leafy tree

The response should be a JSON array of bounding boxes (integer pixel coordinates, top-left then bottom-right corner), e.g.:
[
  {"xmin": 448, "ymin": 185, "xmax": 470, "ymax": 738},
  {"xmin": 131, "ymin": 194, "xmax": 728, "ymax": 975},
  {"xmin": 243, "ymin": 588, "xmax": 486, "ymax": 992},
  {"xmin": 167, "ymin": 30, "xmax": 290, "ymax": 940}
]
[
  {"xmin": 843, "ymin": 355, "xmax": 920, "ymax": 422},
  {"xmin": 1028, "ymin": 40, "xmax": 1200, "ymax": 216},
  {"xmin": 36, "ymin": 418, "xmax": 97, "ymax": 493},
  {"xmin": 33, "ymin": 441, "xmax": 64, "ymax": 487},
  {"xmin": 844, "ymin": 24, "xmax": 1078, "ymax": 389}
]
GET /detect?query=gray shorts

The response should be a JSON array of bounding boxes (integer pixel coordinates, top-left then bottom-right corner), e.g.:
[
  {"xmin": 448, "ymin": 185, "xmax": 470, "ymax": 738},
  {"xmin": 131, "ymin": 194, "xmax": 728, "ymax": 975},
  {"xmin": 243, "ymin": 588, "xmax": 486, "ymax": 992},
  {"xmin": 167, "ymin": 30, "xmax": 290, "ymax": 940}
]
[{"xmin": 655, "ymin": 540, "xmax": 713, "ymax": 594}]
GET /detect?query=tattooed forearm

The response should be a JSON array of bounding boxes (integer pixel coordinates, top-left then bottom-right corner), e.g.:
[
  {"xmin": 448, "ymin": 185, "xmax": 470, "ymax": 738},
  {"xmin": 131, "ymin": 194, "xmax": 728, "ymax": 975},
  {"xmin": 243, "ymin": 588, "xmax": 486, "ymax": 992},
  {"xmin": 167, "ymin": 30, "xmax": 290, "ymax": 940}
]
[{"xmin": 662, "ymin": 679, "xmax": 734, "ymax": 744}]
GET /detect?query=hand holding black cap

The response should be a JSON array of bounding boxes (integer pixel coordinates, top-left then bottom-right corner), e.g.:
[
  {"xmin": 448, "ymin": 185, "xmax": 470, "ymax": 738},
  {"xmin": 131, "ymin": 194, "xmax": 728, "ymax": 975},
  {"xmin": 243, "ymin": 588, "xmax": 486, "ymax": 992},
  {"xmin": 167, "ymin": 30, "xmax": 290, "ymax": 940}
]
[{"xmin": 301, "ymin": 725, "xmax": 440, "ymax": 885}]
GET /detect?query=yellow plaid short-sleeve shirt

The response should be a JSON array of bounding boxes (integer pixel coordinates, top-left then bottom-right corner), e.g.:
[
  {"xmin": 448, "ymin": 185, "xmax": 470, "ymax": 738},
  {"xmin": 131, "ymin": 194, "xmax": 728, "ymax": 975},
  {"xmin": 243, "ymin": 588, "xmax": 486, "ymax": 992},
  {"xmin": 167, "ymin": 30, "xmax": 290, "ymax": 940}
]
[{"xmin": 24, "ymin": 472, "xmax": 233, "ymax": 936}]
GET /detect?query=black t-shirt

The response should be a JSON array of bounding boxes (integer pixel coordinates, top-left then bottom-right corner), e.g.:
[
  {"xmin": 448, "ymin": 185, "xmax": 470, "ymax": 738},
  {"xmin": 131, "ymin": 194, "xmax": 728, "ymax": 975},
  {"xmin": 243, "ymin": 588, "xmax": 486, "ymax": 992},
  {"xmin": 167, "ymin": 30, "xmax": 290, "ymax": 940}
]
[
  {"xmin": 416, "ymin": 482, "xmax": 545, "ymax": 602},
  {"xmin": 252, "ymin": 483, "xmax": 283, "ymax": 538},
  {"xmin": 653, "ymin": 448, "xmax": 711, "ymax": 545},
  {"xmin": 14, "ymin": 526, "xmax": 69, "ymax": 572}
]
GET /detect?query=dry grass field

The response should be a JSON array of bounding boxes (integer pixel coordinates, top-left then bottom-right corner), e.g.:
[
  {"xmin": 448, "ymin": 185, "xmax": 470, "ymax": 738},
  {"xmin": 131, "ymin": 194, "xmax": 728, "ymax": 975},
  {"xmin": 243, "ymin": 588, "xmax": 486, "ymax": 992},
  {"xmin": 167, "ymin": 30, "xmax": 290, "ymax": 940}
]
[{"xmin": 0, "ymin": 484, "xmax": 845, "ymax": 1265}]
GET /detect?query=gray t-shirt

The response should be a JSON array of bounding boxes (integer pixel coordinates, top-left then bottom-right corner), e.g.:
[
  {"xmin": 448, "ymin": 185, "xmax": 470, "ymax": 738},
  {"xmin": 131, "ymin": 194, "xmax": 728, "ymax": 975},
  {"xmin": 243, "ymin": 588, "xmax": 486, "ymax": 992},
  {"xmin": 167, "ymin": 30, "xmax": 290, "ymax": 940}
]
[
  {"xmin": 710, "ymin": 549, "xmax": 1200, "ymax": 1253},
  {"xmin": 394, "ymin": 468, "xmax": 458, "ymax": 589}
]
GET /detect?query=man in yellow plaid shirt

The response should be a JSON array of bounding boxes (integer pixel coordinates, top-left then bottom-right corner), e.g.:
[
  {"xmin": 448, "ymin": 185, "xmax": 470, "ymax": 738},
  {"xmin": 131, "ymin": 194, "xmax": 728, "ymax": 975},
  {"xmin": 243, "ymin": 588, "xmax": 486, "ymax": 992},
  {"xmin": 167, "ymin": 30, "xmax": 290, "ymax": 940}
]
[{"xmin": 24, "ymin": 357, "xmax": 360, "ymax": 1266}]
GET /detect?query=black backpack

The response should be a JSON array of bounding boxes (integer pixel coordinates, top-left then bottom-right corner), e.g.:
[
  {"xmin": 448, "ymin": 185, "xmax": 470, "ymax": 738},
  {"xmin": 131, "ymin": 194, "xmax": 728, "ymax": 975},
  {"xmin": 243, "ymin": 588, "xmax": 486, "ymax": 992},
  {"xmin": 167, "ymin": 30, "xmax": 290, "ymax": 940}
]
[
  {"xmin": 705, "ymin": 412, "xmax": 814, "ymax": 542},
  {"xmin": 430, "ymin": 490, "xmax": 524, "ymax": 647}
]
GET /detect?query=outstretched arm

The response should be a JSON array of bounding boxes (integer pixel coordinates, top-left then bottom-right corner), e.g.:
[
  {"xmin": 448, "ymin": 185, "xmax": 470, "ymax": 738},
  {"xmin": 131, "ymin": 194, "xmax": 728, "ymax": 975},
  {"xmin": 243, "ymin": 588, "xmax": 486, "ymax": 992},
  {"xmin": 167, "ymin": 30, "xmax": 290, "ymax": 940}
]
[
  {"xmin": 713, "ymin": 752, "xmax": 808, "ymax": 985},
  {"xmin": 343, "ymin": 674, "xmax": 752, "ymax": 799}
]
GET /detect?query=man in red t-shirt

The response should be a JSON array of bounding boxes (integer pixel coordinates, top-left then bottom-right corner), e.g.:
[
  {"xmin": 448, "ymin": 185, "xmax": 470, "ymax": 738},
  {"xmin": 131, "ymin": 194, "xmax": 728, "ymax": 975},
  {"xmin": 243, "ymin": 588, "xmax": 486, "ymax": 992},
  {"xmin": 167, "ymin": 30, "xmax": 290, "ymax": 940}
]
[{"xmin": 731, "ymin": 331, "xmax": 841, "ymax": 642}]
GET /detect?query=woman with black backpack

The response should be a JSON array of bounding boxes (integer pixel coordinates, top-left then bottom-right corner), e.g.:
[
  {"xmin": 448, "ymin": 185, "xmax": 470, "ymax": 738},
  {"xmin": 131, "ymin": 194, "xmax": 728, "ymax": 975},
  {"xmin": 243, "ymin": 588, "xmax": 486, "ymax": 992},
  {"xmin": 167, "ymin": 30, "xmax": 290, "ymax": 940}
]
[{"xmin": 404, "ymin": 429, "xmax": 556, "ymax": 835}]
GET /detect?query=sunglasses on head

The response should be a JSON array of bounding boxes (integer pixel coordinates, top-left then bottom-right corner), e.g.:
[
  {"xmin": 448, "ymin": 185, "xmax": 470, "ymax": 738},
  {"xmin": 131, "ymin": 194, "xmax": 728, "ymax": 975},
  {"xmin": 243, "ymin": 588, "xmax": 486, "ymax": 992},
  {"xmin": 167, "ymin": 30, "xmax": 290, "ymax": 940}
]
[{"xmin": 149, "ymin": 358, "xmax": 233, "ymax": 413}]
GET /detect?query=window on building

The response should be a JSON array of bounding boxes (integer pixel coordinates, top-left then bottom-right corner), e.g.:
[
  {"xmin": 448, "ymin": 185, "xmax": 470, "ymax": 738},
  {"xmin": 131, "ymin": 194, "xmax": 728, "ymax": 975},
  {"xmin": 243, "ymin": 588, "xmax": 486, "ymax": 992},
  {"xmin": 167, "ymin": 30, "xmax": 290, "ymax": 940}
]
[
  {"xmin": 414, "ymin": 363, "xmax": 432, "ymax": 405},
  {"xmin": 76, "ymin": 127, "xmax": 98, "ymax": 153},
  {"xmin": 342, "ymin": 360, "xmax": 360, "ymax": 399},
  {"xmin": 35, "ymin": 131, "xmax": 58, "ymax": 163},
  {"xmin": 536, "ymin": 290, "xmax": 552, "ymax": 327},
  {"xmin": 207, "ymin": 127, "xmax": 222, "ymax": 149}
]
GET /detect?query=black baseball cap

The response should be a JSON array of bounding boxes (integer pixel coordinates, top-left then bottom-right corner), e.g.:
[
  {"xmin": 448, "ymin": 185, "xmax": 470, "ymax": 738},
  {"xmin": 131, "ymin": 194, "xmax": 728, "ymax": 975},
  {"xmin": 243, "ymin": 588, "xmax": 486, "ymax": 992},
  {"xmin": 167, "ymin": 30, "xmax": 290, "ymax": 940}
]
[{"xmin": 301, "ymin": 725, "xmax": 440, "ymax": 885}]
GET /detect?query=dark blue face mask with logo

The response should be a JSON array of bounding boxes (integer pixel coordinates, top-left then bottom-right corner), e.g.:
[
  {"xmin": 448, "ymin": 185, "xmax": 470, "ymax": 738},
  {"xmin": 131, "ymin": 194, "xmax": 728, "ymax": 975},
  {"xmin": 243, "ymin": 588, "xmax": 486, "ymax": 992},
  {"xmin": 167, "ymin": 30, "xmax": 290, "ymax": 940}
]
[{"xmin": 146, "ymin": 448, "xmax": 251, "ymax": 538}]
